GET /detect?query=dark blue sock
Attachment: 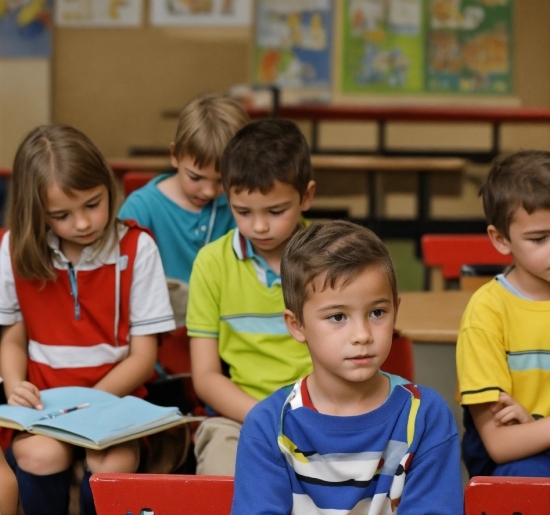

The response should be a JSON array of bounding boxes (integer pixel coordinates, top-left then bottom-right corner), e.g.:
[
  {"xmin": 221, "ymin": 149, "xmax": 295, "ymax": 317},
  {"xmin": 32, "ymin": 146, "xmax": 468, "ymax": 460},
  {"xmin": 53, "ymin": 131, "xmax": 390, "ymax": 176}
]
[
  {"xmin": 80, "ymin": 469, "xmax": 97, "ymax": 515},
  {"xmin": 16, "ymin": 466, "xmax": 71, "ymax": 515}
]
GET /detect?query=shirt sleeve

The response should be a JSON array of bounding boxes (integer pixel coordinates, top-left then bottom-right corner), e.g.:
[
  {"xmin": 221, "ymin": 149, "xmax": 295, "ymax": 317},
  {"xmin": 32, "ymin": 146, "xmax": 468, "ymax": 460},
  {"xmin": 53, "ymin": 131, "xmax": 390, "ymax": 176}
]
[
  {"xmin": 0, "ymin": 231, "xmax": 22, "ymax": 326},
  {"xmin": 397, "ymin": 389, "xmax": 464, "ymax": 515},
  {"xmin": 457, "ymin": 293, "xmax": 510, "ymax": 405},
  {"xmin": 119, "ymin": 191, "xmax": 153, "ymax": 228},
  {"xmin": 129, "ymin": 231, "xmax": 175, "ymax": 335},
  {"xmin": 231, "ymin": 404, "xmax": 293, "ymax": 515},
  {"xmin": 185, "ymin": 246, "xmax": 222, "ymax": 338}
]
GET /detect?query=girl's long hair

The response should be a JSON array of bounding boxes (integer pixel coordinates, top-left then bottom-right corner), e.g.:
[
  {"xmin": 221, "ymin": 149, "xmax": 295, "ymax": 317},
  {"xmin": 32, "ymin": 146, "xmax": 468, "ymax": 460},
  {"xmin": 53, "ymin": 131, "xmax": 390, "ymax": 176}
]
[{"xmin": 8, "ymin": 124, "xmax": 120, "ymax": 281}]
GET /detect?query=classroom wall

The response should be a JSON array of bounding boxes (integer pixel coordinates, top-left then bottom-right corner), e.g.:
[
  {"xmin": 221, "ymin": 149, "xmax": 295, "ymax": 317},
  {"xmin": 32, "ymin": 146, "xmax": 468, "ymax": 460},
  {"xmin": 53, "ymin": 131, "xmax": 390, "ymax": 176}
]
[
  {"xmin": 0, "ymin": 60, "xmax": 50, "ymax": 167},
  {"xmin": 2, "ymin": 0, "xmax": 550, "ymax": 217}
]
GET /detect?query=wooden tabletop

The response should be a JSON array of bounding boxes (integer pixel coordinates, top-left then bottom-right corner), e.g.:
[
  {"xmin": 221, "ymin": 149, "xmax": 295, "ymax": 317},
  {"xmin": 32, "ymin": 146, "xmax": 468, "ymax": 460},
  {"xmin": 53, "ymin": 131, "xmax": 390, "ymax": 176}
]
[
  {"xmin": 395, "ymin": 290, "xmax": 472, "ymax": 344},
  {"xmin": 310, "ymin": 154, "xmax": 466, "ymax": 172}
]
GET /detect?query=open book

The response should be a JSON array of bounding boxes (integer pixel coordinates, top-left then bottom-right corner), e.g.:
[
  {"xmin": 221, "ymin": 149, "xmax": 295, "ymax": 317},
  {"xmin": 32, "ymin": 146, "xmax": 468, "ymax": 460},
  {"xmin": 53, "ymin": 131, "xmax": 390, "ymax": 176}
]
[{"xmin": 0, "ymin": 387, "xmax": 203, "ymax": 450}]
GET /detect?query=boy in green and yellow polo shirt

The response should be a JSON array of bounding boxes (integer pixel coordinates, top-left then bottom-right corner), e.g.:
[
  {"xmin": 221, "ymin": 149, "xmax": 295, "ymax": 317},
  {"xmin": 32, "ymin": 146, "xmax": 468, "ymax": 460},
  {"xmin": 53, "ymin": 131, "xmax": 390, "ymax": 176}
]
[{"xmin": 186, "ymin": 119, "xmax": 315, "ymax": 475}]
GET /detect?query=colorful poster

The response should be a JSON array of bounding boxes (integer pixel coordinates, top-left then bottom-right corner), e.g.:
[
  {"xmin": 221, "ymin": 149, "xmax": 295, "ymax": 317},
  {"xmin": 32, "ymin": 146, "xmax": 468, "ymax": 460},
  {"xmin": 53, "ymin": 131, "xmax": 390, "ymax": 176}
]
[
  {"xmin": 341, "ymin": 0, "xmax": 425, "ymax": 93},
  {"xmin": 55, "ymin": 0, "xmax": 143, "ymax": 27},
  {"xmin": 253, "ymin": 0, "xmax": 333, "ymax": 90},
  {"xmin": 427, "ymin": 0, "xmax": 513, "ymax": 94},
  {"xmin": 0, "ymin": 0, "xmax": 52, "ymax": 58},
  {"xmin": 149, "ymin": 0, "xmax": 251, "ymax": 26}
]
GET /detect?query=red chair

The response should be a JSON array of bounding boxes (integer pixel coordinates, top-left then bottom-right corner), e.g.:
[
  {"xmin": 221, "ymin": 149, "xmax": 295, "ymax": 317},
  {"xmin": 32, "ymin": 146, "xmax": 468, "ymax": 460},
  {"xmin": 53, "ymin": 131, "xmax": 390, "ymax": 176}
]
[
  {"xmin": 421, "ymin": 234, "xmax": 513, "ymax": 289},
  {"xmin": 382, "ymin": 330, "xmax": 414, "ymax": 382},
  {"xmin": 465, "ymin": 476, "xmax": 550, "ymax": 515},
  {"xmin": 122, "ymin": 171, "xmax": 156, "ymax": 197},
  {"xmin": 90, "ymin": 473, "xmax": 234, "ymax": 515}
]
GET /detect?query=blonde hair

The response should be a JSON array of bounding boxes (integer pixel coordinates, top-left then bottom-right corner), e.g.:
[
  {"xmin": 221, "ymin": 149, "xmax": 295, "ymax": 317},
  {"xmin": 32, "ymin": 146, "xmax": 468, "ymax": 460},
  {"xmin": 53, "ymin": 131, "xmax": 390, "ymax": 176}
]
[
  {"xmin": 172, "ymin": 92, "xmax": 250, "ymax": 171},
  {"xmin": 8, "ymin": 124, "xmax": 120, "ymax": 281}
]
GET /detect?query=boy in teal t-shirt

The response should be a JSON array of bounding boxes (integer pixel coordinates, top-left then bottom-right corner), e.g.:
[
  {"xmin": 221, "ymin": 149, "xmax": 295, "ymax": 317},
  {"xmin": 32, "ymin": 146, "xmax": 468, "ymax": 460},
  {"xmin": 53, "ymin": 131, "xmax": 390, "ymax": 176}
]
[
  {"xmin": 119, "ymin": 93, "xmax": 249, "ymax": 325},
  {"xmin": 186, "ymin": 118, "xmax": 316, "ymax": 475}
]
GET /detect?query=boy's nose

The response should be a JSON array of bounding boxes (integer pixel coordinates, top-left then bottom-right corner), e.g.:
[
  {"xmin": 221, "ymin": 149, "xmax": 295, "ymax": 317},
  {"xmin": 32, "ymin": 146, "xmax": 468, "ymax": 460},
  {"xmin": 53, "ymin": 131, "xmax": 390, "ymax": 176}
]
[
  {"xmin": 203, "ymin": 182, "xmax": 218, "ymax": 199},
  {"xmin": 351, "ymin": 321, "xmax": 373, "ymax": 345},
  {"xmin": 253, "ymin": 217, "xmax": 269, "ymax": 233}
]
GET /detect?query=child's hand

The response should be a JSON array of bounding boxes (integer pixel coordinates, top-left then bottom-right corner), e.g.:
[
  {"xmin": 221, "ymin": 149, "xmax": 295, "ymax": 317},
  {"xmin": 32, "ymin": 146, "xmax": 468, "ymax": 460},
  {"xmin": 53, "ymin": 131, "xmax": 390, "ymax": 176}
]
[
  {"xmin": 7, "ymin": 381, "xmax": 43, "ymax": 410},
  {"xmin": 490, "ymin": 392, "xmax": 534, "ymax": 426}
]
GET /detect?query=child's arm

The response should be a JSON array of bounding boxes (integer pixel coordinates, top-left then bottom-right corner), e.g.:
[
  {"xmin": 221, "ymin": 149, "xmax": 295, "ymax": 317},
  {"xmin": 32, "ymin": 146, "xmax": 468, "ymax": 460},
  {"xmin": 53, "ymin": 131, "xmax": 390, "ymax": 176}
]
[
  {"xmin": 0, "ymin": 322, "xmax": 43, "ymax": 409},
  {"xmin": 470, "ymin": 402, "xmax": 550, "ymax": 463},
  {"xmin": 191, "ymin": 337, "xmax": 258, "ymax": 423},
  {"xmin": 93, "ymin": 334, "xmax": 157, "ymax": 397},
  {"xmin": 490, "ymin": 392, "xmax": 535, "ymax": 426}
]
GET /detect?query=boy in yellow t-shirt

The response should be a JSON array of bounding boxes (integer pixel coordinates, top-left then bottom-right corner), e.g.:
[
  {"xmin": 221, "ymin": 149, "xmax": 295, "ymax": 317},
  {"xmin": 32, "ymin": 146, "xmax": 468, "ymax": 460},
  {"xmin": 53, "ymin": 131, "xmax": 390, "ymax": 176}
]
[
  {"xmin": 457, "ymin": 150, "xmax": 550, "ymax": 477},
  {"xmin": 186, "ymin": 118, "xmax": 315, "ymax": 475}
]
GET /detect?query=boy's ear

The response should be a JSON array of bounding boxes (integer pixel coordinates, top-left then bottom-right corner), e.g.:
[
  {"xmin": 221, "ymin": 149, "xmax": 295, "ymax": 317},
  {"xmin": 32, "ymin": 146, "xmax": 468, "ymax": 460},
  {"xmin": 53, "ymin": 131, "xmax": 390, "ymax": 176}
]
[
  {"xmin": 300, "ymin": 181, "xmax": 316, "ymax": 212},
  {"xmin": 487, "ymin": 225, "xmax": 512, "ymax": 255},
  {"xmin": 169, "ymin": 142, "xmax": 178, "ymax": 169},
  {"xmin": 283, "ymin": 309, "xmax": 307, "ymax": 343}
]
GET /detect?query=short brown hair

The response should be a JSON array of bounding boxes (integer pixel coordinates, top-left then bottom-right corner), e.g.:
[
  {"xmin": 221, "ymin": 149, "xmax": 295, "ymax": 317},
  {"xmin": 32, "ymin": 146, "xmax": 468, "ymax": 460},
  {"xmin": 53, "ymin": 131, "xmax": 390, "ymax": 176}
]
[
  {"xmin": 480, "ymin": 150, "xmax": 550, "ymax": 239},
  {"xmin": 172, "ymin": 92, "xmax": 250, "ymax": 171},
  {"xmin": 281, "ymin": 220, "xmax": 397, "ymax": 324},
  {"xmin": 8, "ymin": 124, "xmax": 120, "ymax": 281},
  {"xmin": 221, "ymin": 118, "xmax": 312, "ymax": 199}
]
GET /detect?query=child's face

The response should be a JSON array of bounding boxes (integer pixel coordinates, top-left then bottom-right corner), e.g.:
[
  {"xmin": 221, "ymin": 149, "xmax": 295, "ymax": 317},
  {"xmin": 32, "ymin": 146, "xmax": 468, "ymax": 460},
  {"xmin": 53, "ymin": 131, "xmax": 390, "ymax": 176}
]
[
  {"xmin": 284, "ymin": 265, "xmax": 397, "ymax": 390},
  {"xmin": 170, "ymin": 153, "xmax": 223, "ymax": 211},
  {"xmin": 489, "ymin": 207, "xmax": 550, "ymax": 299},
  {"xmin": 44, "ymin": 182, "xmax": 109, "ymax": 261},
  {"xmin": 229, "ymin": 180, "xmax": 314, "ymax": 260}
]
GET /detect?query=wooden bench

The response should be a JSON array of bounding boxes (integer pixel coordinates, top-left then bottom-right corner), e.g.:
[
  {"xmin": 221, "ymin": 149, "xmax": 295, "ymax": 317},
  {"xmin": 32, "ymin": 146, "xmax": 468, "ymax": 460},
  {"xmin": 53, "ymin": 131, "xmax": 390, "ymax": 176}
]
[{"xmin": 310, "ymin": 154, "xmax": 467, "ymax": 242}]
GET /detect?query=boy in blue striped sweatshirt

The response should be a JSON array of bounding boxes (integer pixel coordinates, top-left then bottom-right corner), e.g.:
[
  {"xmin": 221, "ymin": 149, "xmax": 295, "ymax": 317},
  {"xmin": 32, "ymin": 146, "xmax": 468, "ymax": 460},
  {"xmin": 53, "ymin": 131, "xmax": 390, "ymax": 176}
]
[{"xmin": 231, "ymin": 221, "xmax": 463, "ymax": 515}]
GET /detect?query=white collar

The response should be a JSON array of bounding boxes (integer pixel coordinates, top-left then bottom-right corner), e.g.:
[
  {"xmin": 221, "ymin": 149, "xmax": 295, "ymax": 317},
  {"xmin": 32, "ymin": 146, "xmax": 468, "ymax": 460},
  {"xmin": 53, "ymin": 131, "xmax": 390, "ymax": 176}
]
[{"xmin": 47, "ymin": 222, "xmax": 128, "ymax": 268}]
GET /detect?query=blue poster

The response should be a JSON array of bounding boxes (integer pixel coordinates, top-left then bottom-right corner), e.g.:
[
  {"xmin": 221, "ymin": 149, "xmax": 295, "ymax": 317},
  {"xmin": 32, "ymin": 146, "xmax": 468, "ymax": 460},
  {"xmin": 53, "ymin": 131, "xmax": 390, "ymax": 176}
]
[
  {"xmin": 0, "ymin": 0, "xmax": 53, "ymax": 58},
  {"xmin": 253, "ymin": 0, "xmax": 333, "ymax": 90}
]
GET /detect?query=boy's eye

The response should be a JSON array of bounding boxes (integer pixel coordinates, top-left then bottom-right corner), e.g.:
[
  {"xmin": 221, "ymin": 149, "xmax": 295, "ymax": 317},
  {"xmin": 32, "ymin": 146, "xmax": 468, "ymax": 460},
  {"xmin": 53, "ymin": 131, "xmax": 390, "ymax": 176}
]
[
  {"xmin": 270, "ymin": 210, "xmax": 285, "ymax": 216},
  {"xmin": 188, "ymin": 174, "xmax": 201, "ymax": 182},
  {"xmin": 235, "ymin": 210, "xmax": 250, "ymax": 217},
  {"xmin": 370, "ymin": 309, "xmax": 385, "ymax": 318},
  {"xmin": 328, "ymin": 313, "xmax": 346, "ymax": 323},
  {"xmin": 530, "ymin": 236, "xmax": 547, "ymax": 243},
  {"xmin": 51, "ymin": 214, "xmax": 68, "ymax": 221},
  {"xmin": 87, "ymin": 202, "xmax": 100, "ymax": 209}
]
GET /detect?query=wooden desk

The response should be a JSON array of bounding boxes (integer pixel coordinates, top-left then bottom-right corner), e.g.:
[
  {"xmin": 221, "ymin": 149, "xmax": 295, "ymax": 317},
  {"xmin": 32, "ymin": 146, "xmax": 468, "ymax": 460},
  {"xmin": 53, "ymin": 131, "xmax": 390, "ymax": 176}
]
[
  {"xmin": 396, "ymin": 290, "xmax": 472, "ymax": 442},
  {"xmin": 396, "ymin": 290, "xmax": 472, "ymax": 344},
  {"xmin": 245, "ymin": 104, "xmax": 550, "ymax": 162},
  {"xmin": 311, "ymin": 155, "xmax": 466, "ymax": 239},
  {"xmin": 163, "ymin": 103, "xmax": 550, "ymax": 161}
]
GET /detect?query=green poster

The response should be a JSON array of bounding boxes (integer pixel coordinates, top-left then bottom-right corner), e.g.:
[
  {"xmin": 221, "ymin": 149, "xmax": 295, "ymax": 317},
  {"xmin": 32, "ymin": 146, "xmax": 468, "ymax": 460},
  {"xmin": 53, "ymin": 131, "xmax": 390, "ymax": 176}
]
[
  {"xmin": 427, "ymin": 0, "xmax": 513, "ymax": 94},
  {"xmin": 340, "ymin": 0, "xmax": 513, "ymax": 95},
  {"xmin": 341, "ymin": 0, "xmax": 425, "ymax": 94}
]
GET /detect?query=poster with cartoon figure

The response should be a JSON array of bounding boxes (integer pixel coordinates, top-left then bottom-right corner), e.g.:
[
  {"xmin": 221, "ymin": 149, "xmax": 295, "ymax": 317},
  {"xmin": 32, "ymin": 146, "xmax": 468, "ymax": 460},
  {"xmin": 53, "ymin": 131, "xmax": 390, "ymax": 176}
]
[
  {"xmin": 0, "ymin": 0, "xmax": 52, "ymax": 57},
  {"xmin": 341, "ymin": 0, "xmax": 424, "ymax": 93},
  {"xmin": 253, "ymin": 0, "xmax": 333, "ymax": 90},
  {"xmin": 427, "ymin": 0, "xmax": 512, "ymax": 94},
  {"xmin": 150, "ymin": 0, "xmax": 251, "ymax": 26},
  {"xmin": 55, "ymin": 0, "xmax": 143, "ymax": 27}
]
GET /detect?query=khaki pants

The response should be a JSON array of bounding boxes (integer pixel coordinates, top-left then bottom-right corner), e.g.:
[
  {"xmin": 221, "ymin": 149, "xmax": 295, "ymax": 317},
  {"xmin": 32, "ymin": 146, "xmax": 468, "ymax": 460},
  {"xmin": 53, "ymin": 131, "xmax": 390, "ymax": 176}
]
[{"xmin": 194, "ymin": 417, "xmax": 242, "ymax": 476}]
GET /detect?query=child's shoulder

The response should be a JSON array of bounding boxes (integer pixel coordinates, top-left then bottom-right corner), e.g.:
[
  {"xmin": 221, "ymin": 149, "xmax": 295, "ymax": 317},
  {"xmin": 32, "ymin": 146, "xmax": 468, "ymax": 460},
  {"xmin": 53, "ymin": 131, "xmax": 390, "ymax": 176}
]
[{"xmin": 195, "ymin": 228, "xmax": 238, "ymax": 263}]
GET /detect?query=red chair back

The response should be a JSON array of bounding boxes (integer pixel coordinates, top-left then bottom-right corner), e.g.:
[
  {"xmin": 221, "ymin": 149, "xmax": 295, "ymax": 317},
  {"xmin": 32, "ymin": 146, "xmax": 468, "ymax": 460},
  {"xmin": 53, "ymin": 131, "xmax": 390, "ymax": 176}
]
[
  {"xmin": 122, "ymin": 171, "xmax": 156, "ymax": 198},
  {"xmin": 421, "ymin": 234, "xmax": 513, "ymax": 280},
  {"xmin": 381, "ymin": 330, "xmax": 414, "ymax": 382},
  {"xmin": 91, "ymin": 473, "xmax": 234, "ymax": 515},
  {"xmin": 465, "ymin": 476, "xmax": 550, "ymax": 515}
]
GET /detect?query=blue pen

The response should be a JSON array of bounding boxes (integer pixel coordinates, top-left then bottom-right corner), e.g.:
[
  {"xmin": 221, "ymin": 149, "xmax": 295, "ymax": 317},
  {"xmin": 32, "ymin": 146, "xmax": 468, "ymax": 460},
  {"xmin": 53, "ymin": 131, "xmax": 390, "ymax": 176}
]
[{"xmin": 39, "ymin": 402, "xmax": 90, "ymax": 420}]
